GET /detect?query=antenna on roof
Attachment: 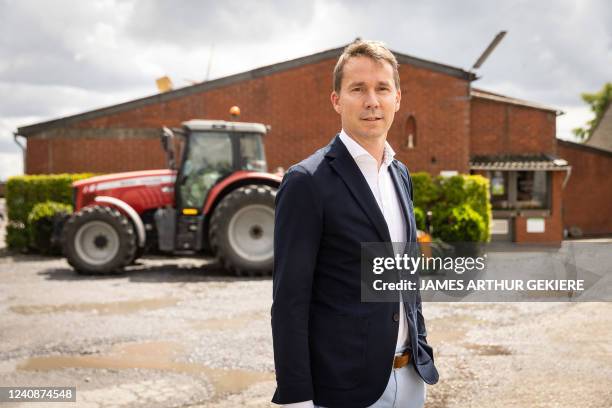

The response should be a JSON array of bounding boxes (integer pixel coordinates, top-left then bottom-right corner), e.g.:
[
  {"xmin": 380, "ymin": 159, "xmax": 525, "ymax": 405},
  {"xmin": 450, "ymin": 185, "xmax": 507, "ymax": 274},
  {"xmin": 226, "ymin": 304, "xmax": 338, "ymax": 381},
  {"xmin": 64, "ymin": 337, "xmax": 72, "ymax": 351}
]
[
  {"xmin": 205, "ymin": 44, "xmax": 215, "ymax": 81},
  {"xmin": 471, "ymin": 31, "xmax": 507, "ymax": 70}
]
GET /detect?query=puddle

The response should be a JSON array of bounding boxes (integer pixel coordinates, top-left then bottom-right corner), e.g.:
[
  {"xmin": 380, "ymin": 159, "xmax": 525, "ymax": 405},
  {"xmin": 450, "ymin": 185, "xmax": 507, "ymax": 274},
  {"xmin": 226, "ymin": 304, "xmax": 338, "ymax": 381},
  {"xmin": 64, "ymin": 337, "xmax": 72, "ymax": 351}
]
[
  {"xmin": 10, "ymin": 298, "xmax": 180, "ymax": 315},
  {"xmin": 17, "ymin": 341, "xmax": 273, "ymax": 398},
  {"xmin": 464, "ymin": 343, "xmax": 512, "ymax": 356},
  {"xmin": 525, "ymin": 290, "xmax": 575, "ymax": 299}
]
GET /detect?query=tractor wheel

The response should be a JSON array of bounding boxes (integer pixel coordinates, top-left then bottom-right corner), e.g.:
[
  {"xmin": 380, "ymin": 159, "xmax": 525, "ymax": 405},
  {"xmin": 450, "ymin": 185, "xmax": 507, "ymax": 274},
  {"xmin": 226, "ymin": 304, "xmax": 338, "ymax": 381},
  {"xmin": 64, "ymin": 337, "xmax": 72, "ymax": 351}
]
[
  {"xmin": 129, "ymin": 245, "xmax": 146, "ymax": 265},
  {"xmin": 209, "ymin": 185, "xmax": 276, "ymax": 276},
  {"xmin": 61, "ymin": 205, "xmax": 137, "ymax": 274}
]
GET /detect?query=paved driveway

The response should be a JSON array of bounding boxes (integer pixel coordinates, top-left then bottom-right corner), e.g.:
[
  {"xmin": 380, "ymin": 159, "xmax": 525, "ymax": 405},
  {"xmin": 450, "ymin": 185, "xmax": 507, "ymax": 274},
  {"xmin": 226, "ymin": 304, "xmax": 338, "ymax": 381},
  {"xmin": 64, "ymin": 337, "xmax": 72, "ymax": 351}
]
[{"xmin": 0, "ymin": 227, "xmax": 611, "ymax": 407}]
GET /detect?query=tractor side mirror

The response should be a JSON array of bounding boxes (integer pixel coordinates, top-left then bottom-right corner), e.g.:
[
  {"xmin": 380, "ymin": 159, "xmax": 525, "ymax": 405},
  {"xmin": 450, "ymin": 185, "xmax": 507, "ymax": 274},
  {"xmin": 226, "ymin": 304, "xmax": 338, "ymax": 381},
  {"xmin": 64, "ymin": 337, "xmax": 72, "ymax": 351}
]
[{"xmin": 160, "ymin": 127, "xmax": 176, "ymax": 170}]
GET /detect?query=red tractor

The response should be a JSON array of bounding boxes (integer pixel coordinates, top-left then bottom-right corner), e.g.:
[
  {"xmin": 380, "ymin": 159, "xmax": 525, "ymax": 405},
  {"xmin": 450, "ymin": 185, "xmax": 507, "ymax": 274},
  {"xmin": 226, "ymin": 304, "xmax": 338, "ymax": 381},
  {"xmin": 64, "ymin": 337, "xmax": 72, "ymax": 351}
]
[{"xmin": 60, "ymin": 119, "xmax": 282, "ymax": 276}]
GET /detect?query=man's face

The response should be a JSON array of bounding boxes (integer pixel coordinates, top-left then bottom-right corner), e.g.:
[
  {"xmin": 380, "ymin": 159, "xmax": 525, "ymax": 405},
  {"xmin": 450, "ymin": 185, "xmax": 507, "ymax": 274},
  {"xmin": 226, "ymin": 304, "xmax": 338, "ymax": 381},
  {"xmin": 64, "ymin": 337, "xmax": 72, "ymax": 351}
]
[{"xmin": 331, "ymin": 56, "xmax": 401, "ymax": 142}]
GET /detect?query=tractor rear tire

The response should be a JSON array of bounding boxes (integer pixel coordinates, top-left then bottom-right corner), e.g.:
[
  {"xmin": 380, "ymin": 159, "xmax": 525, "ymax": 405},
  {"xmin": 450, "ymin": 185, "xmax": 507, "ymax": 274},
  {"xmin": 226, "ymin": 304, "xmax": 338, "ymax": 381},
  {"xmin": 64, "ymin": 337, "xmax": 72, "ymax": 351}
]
[
  {"xmin": 209, "ymin": 185, "xmax": 276, "ymax": 276},
  {"xmin": 61, "ymin": 205, "xmax": 137, "ymax": 275}
]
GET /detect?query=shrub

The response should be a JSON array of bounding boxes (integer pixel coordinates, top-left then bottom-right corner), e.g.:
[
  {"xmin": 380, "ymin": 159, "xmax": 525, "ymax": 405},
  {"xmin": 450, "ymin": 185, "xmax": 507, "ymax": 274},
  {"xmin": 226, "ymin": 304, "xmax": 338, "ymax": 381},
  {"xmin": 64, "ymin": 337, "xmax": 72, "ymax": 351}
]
[
  {"xmin": 411, "ymin": 172, "xmax": 439, "ymax": 209},
  {"xmin": 413, "ymin": 206, "xmax": 426, "ymax": 232},
  {"xmin": 432, "ymin": 203, "xmax": 486, "ymax": 243},
  {"xmin": 411, "ymin": 172, "xmax": 491, "ymax": 242},
  {"xmin": 6, "ymin": 173, "xmax": 94, "ymax": 250},
  {"xmin": 27, "ymin": 201, "xmax": 73, "ymax": 255}
]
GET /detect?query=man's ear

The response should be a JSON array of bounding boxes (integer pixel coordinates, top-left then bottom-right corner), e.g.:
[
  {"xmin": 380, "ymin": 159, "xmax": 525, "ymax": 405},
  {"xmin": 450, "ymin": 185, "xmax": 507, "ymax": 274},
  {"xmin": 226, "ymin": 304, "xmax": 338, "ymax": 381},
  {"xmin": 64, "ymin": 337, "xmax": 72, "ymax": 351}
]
[
  {"xmin": 395, "ymin": 89, "xmax": 401, "ymax": 112},
  {"xmin": 331, "ymin": 91, "xmax": 342, "ymax": 114}
]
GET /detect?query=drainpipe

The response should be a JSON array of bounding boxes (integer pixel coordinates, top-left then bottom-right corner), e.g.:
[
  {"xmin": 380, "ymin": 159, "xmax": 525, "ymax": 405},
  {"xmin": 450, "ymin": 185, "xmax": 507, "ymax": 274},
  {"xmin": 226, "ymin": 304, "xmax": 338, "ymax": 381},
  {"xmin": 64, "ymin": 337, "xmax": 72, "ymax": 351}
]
[
  {"xmin": 562, "ymin": 166, "xmax": 572, "ymax": 189},
  {"xmin": 13, "ymin": 132, "xmax": 26, "ymax": 174}
]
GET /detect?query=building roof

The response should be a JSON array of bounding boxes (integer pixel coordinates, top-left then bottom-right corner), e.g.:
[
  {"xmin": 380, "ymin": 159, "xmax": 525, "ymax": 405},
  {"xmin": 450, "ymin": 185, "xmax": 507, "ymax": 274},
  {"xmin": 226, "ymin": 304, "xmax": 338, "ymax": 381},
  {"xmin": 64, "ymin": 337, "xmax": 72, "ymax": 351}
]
[
  {"xmin": 557, "ymin": 138, "xmax": 612, "ymax": 157},
  {"xmin": 470, "ymin": 153, "xmax": 569, "ymax": 171},
  {"xmin": 584, "ymin": 103, "xmax": 612, "ymax": 153},
  {"xmin": 471, "ymin": 88, "xmax": 562, "ymax": 114},
  {"xmin": 18, "ymin": 44, "xmax": 476, "ymax": 137}
]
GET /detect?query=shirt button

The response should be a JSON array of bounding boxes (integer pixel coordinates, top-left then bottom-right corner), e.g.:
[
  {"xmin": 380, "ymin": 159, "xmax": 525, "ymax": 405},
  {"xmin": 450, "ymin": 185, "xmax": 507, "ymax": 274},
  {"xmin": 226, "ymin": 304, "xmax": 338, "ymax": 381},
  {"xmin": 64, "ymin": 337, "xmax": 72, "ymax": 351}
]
[{"xmin": 392, "ymin": 312, "xmax": 400, "ymax": 322}]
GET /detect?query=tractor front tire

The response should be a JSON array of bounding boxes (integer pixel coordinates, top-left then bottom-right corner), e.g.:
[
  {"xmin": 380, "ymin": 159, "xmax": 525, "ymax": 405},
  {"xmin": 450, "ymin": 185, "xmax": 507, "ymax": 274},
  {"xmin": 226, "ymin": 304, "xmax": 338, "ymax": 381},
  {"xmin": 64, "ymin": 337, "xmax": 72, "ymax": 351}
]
[
  {"xmin": 209, "ymin": 185, "xmax": 276, "ymax": 276},
  {"xmin": 61, "ymin": 205, "xmax": 137, "ymax": 275}
]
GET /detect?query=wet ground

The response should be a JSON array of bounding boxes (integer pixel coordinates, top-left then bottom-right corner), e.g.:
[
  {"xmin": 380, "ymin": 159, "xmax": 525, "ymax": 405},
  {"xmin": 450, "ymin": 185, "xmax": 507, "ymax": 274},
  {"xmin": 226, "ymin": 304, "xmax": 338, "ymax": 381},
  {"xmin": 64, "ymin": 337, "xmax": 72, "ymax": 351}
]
[{"xmin": 1, "ymin": 251, "xmax": 611, "ymax": 408}]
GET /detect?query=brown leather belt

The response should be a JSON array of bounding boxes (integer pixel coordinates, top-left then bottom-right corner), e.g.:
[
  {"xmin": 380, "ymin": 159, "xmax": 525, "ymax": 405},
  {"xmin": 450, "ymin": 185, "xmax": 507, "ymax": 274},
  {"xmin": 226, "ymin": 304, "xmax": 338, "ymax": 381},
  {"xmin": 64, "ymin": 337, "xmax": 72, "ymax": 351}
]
[{"xmin": 393, "ymin": 350, "xmax": 411, "ymax": 369}]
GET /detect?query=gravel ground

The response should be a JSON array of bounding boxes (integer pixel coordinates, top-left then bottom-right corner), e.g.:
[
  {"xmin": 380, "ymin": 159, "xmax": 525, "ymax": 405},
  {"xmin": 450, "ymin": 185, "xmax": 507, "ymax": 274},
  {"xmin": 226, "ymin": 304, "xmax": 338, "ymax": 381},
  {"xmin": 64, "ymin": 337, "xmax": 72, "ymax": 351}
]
[{"xmin": 0, "ymin": 211, "xmax": 611, "ymax": 408}]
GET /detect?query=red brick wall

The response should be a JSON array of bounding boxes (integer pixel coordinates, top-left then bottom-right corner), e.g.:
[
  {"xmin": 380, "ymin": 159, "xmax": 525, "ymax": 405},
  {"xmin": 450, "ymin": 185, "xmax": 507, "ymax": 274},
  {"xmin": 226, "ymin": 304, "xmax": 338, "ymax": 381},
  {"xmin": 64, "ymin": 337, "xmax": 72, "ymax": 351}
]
[
  {"xmin": 26, "ymin": 138, "xmax": 50, "ymax": 174},
  {"xmin": 26, "ymin": 137, "xmax": 165, "ymax": 174},
  {"xmin": 25, "ymin": 57, "xmax": 471, "ymax": 176},
  {"xmin": 514, "ymin": 171, "xmax": 565, "ymax": 243},
  {"xmin": 389, "ymin": 68, "xmax": 470, "ymax": 174},
  {"xmin": 470, "ymin": 96, "xmax": 557, "ymax": 156},
  {"xmin": 557, "ymin": 141, "xmax": 612, "ymax": 236}
]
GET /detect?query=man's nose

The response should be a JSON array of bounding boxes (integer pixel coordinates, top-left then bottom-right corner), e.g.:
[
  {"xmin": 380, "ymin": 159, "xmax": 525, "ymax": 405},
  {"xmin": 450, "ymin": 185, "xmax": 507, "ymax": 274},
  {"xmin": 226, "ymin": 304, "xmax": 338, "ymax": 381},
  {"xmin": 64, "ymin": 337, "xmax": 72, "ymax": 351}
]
[{"xmin": 363, "ymin": 89, "xmax": 380, "ymax": 109}]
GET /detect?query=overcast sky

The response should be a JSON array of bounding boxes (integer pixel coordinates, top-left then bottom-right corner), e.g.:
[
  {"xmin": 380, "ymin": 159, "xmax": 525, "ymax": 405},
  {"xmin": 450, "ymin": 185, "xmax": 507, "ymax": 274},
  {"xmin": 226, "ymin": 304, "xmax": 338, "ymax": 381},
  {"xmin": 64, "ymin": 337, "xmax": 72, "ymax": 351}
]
[{"xmin": 1, "ymin": 0, "xmax": 611, "ymax": 180}]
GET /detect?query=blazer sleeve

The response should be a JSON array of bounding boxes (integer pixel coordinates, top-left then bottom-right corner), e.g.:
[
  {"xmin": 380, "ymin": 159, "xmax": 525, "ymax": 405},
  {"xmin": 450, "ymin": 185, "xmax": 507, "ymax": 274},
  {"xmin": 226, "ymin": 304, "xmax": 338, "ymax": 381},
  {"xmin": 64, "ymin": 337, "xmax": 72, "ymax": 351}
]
[
  {"xmin": 416, "ymin": 287, "xmax": 429, "ymax": 344},
  {"xmin": 271, "ymin": 165, "xmax": 323, "ymax": 404}
]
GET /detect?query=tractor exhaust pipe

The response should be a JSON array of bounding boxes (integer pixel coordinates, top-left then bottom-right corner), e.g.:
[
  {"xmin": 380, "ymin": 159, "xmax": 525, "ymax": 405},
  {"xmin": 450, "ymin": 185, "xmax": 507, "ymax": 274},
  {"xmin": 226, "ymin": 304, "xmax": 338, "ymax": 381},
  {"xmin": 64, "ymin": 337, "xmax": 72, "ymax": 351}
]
[{"xmin": 160, "ymin": 127, "xmax": 176, "ymax": 170}]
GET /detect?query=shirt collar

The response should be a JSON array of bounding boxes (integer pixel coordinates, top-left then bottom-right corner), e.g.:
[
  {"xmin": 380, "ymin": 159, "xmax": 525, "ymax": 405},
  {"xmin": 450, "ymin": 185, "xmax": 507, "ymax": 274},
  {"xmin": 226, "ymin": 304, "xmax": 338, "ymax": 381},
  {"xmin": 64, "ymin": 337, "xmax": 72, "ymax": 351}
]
[{"xmin": 338, "ymin": 129, "xmax": 396, "ymax": 167}]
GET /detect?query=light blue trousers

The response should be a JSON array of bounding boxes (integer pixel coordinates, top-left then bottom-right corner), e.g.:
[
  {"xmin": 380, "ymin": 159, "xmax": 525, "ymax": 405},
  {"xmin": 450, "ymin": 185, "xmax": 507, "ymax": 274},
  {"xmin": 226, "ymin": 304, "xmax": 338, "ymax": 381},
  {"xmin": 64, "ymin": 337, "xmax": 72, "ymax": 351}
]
[
  {"xmin": 365, "ymin": 363, "xmax": 426, "ymax": 408},
  {"xmin": 315, "ymin": 353, "xmax": 426, "ymax": 408}
]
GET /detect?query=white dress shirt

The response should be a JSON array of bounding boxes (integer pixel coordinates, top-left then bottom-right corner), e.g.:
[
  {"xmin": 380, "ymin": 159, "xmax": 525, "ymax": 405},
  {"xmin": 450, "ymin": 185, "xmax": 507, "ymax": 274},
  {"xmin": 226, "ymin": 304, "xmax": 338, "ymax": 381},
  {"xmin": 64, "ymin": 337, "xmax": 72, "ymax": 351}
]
[
  {"xmin": 282, "ymin": 130, "xmax": 409, "ymax": 408},
  {"xmin": 338, "ymin": 129, "xmax": 409, "ymax": 353}
]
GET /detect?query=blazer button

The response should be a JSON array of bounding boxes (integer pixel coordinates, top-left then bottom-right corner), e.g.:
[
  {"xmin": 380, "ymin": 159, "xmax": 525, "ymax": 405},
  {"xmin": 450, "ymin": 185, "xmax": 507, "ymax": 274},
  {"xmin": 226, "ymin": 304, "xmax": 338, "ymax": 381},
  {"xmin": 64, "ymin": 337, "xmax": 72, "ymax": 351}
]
[{"xmin": 392, "ymin": 312, "xmax": 400, "ymax": 322}]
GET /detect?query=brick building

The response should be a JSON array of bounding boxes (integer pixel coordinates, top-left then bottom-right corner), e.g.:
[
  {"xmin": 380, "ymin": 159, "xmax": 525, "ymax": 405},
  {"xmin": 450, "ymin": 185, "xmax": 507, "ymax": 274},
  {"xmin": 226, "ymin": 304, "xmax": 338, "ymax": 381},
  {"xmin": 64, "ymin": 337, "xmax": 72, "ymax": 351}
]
[{"xmin": 16, "ymin": 44, "xmax": 612, "ymax": 242}]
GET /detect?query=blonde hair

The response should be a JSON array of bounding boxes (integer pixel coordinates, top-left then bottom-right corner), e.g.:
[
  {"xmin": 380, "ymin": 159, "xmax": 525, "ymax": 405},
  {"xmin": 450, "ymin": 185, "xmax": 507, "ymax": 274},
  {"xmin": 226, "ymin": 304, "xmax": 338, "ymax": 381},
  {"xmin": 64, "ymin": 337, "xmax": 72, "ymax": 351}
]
[{"xmin": 333, "ymin": 40, "xmax": 400, "ymax": 93}]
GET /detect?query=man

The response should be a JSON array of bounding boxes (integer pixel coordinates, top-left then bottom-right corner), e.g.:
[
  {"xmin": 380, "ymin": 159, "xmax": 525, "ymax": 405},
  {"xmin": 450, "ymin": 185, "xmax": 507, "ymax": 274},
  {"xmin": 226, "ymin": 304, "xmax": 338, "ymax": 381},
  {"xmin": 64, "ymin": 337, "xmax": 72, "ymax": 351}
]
[{"xmin": 271, "ymin": 40, "xmax": 438, "ymax": 408}]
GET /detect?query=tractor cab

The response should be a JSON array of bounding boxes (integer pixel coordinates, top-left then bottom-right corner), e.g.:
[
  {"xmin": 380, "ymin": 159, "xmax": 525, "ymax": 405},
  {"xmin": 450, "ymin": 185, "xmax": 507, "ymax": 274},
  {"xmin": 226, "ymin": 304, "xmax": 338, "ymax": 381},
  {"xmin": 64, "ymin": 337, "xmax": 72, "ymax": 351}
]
[{"xmin": 171, "ymin": 120, "xmax": 268, "ymax": 214}]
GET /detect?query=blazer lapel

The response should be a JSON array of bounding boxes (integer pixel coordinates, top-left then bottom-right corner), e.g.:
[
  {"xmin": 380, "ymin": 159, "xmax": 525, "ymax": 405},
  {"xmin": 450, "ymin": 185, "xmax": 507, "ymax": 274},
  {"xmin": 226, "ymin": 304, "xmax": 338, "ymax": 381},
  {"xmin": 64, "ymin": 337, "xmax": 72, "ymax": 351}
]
[
  {"xmin": 325, "ymin": 135, "xmax": 391, "ymax": 242},
  {"xmin": 389, "ymin": 161, "xmax": 415, "ymax": 243},
  {"xmin": 389, "ymin": 160, "xmax": 419, "ymax": 308}
]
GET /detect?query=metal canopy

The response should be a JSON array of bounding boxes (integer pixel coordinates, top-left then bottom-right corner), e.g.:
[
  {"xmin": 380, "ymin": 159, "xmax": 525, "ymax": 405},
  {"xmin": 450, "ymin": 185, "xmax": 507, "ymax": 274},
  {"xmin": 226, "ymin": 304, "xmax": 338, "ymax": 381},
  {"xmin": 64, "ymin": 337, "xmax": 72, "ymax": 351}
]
[{"xmin": 470, "ymin": 154, "xmax": 569, "ymax": 171}]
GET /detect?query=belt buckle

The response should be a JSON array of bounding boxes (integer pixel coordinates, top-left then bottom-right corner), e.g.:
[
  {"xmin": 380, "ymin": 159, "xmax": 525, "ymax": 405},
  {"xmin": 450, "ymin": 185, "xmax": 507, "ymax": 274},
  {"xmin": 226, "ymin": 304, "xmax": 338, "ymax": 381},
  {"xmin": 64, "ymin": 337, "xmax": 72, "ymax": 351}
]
[{"xmin": 393, "ymin": 350, "xmax": 411, "ymax": 369}]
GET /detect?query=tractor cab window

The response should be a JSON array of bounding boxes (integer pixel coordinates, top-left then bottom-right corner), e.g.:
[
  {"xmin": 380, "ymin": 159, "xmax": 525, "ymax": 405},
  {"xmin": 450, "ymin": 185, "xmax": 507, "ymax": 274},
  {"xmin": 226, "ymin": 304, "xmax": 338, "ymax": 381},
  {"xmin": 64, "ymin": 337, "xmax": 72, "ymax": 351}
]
[
  {"xmin": 179, "ymin": 131, "xmax": 233, "ymax": 209},
  {"xmin": 239, "ymin": 133, "xmax": 267, "ymax": 172}
]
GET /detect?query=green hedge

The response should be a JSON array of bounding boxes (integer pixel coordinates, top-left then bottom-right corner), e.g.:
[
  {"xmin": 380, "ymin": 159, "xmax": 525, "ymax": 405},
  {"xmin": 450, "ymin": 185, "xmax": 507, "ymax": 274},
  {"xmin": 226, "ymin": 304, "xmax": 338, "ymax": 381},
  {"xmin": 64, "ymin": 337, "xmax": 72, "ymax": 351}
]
[
  {"xmin": 5, "ymin": 172, "xmax": 490, "ymax": 248},
  {"xmin": 431, "ymin": 204, "xmax": 486, "ymax": 242},
  {"xmin": 6, "ymin": 173, "xmax": 94, "ymax": 250},
  {"xmin": 28, "ymin": 201, "xmax": 73, "ymax": 254},
  {"xmin": 413, "ymin": 206, "xmax": 426, "ymax": 232},
  {"xmin": 411, "ymin": 173, "xmax": 491, "ymax": 242}
]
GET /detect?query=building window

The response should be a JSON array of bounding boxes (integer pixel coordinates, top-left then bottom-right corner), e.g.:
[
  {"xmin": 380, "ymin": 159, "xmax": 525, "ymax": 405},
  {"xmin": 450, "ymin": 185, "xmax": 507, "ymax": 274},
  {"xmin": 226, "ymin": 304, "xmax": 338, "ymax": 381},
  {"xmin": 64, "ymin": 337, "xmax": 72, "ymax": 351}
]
[
  {"xmin": 403, "ymin": 115, "xmax": 417, "ymax": 149},
  {"xmin": 488, "ymin": 170, "xmax": 550, "ymax": 210},
  {"xmin": 490, "ymin": 171, "xmax": 510, "ymax": 209},
  {"xmin": 516, "ymin": 171, "xmax": 548, "ymax": 209}
]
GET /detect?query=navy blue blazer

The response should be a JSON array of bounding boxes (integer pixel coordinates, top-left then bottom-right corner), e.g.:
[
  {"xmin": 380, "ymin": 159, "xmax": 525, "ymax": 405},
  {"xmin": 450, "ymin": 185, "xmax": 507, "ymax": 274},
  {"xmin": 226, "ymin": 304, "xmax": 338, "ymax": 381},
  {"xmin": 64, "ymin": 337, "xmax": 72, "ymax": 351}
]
[{"xmin": 271, "ymin": 135, "xmax": 439, "ymax": 407}]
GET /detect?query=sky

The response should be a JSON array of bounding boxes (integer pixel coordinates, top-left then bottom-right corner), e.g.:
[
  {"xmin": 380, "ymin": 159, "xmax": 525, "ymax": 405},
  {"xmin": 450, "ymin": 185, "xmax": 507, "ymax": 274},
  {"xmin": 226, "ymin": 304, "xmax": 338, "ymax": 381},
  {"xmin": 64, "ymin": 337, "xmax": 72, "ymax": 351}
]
[{"xmin": 1, "ymin": 0, "xmax": 611, "ymax": 180}]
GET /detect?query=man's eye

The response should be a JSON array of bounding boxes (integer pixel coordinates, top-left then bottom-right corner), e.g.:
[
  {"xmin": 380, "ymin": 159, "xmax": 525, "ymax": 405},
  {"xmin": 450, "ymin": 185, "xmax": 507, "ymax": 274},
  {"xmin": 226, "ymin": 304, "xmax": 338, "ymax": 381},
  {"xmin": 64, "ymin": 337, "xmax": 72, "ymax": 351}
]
[{"xmin": 351, "ymin": 88, "xmax": 362, "ymax": 92}]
